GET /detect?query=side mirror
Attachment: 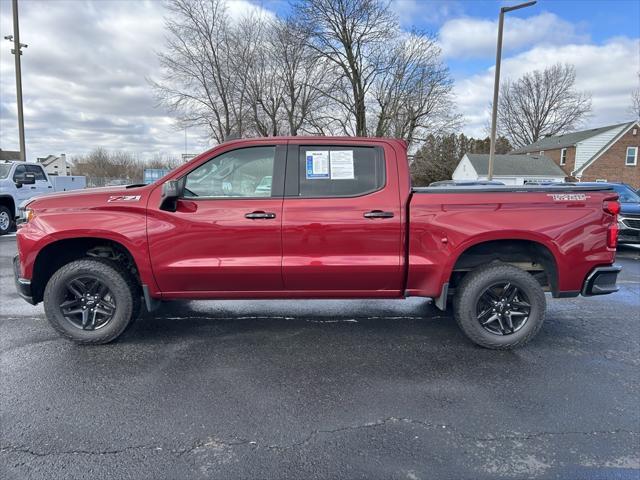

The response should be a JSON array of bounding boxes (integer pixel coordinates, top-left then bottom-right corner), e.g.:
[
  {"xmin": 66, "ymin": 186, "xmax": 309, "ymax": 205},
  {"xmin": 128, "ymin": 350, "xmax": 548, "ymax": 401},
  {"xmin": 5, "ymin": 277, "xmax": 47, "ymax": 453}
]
[
  {"xmin": 15, "ymin": 173, "xmax": 36, "ymax": 187},
  {"xmin": 159, "ymin": 179, "xmax": 183, "ymax": 212}
]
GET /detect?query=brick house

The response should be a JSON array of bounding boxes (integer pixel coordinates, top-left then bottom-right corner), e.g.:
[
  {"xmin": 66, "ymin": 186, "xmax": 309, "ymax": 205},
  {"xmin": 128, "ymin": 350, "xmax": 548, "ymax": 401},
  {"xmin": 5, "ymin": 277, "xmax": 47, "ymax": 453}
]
[{"xmin": 511, "ymin": 121, "xmax": 640, "ymax": 189}]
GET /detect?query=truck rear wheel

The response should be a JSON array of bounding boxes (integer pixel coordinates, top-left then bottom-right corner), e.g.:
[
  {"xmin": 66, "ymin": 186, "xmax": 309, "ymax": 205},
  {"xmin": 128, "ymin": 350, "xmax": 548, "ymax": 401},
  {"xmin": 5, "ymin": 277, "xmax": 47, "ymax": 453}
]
[
  {"xmin": 43, "ymin": 258, "xmax": 137, "ymax": 344},
  {"xmin": 453, "ymin": 263, "xmax": 546, "ymax": 349},
  {"xmin": 0, "ymin": 206, "xmax": 13, "ymax": 235}
]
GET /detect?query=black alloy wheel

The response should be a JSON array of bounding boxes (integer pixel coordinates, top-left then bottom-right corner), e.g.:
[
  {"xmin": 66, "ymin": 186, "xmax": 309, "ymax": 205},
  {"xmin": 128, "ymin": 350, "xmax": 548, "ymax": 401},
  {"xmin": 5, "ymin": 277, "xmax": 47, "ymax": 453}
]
[
  {"xmin": 60, "ymin": 276, "xmax": 117, "ymax": 330},
  {"xmin": 475, "ymin": 282, "xmax": 531, "ymax": 335}
]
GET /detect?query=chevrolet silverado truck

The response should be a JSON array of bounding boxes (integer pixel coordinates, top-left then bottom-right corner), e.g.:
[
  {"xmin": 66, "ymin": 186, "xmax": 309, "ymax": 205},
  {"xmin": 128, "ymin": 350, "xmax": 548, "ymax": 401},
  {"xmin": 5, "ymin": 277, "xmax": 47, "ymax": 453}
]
[{"xmin": 13, "ymin": 137, "xmax": 622, "ymax": 349}]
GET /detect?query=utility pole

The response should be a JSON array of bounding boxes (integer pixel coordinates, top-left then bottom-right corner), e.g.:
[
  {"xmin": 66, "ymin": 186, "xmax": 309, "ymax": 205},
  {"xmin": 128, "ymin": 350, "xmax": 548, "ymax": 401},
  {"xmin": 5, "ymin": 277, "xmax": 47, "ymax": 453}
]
[
  {"xmin": 5, "ymin": 0, "xmax": 27, "ymax": 161},
  {"xmin": 487, "ymin": 1, "xmax": 536, "ymax": 180}
]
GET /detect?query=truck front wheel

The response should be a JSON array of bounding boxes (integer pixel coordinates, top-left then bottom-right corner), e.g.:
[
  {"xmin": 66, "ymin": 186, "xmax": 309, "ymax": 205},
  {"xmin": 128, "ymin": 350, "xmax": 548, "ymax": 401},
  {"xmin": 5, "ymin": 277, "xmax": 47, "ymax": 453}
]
[
  {"xmin": 43, "ymin": 258, "xmax": 137, "ymax": 344},
  {"xmin": 453, "ymin": 263, "xmax": 546, "ymax": 349},
  {"xmin": 0, "ymin": 206, "xmax": 13, "ymax": 235}
]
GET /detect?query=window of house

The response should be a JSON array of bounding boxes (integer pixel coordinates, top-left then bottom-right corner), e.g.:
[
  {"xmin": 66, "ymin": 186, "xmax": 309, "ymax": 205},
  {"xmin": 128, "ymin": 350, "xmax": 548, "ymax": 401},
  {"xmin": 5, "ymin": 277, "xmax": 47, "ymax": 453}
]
[
  {"xmin": 297, "ymin": 146, "xmax": 385, "ymax": 197},
  {"xmin": 560, "ymin": 148, "xmax": 567, "ymax": 166},
  {"xmin": 626, "ymin": 146, "xmax": 638, "ymax": 166},
  {"xmin": 183, "ymin": 146, "xmax": 276, "ymax": 198}
]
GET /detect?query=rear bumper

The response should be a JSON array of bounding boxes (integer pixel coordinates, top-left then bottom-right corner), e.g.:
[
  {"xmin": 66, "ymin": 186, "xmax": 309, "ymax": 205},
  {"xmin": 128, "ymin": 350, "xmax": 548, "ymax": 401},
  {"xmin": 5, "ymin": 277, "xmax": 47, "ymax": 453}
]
[
  {"xmin": 581, "ymin": 265, "xmax": 622, "ymax": 296},
  {"xmin": 13, "ymin": 255, "xmax": 36, "ymax": 305}
]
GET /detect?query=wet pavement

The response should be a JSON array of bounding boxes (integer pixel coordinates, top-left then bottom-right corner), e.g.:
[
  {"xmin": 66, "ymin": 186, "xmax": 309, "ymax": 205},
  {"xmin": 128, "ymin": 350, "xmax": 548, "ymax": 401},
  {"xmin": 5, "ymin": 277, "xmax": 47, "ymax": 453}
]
[{"xmin": 1, "ymin": 235, "xmax": 639, "ymax": 479}]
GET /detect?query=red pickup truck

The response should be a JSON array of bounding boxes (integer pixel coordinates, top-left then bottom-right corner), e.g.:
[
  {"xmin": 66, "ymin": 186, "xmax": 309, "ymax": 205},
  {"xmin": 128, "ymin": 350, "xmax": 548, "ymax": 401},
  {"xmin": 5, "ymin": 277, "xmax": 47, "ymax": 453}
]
[{"xmin": 14, "ymin": 137, "xmax": 621, "ymax": 349}]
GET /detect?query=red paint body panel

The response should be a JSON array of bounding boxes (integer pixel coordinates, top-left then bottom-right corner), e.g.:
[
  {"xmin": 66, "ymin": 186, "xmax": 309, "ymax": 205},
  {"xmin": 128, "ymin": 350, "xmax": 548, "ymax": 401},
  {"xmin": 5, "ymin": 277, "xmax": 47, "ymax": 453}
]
[
  {"xmin": 146, "ymin": 197, "xmax": 284, "ymax": 292},
  {"xmin": 15, "ymin": 136, "xmax": 618, "ymax": 305},
  {"xmin": 406, "ymin": 192, "xmax": 617, "ymax": 297},
  {"xmin": 282, "ymin": 140, "xmax": 403, "ymax": 293}
]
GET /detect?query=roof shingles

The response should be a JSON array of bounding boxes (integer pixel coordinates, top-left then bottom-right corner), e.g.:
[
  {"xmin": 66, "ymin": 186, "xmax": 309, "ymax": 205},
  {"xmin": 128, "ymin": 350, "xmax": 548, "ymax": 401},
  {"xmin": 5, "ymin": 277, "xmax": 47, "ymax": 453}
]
[
  {"xmin": 466, "ymin": 153, "xmax": 566, "ymax": 177},
  {"xmin": 510, "ymin": 122, "xmax": 633, "ymax": 154}
]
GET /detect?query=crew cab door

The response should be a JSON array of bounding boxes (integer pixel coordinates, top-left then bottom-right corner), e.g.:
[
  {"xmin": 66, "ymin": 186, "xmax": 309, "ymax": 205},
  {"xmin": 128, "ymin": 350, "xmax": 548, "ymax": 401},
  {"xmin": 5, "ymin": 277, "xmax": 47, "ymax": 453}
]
[
  {"xmin": 147, "ymin": 145, "xmax": 286, "ymax": 294},
  {"xmin": 281, "ymin": 142, "xmax": 403, "ymax": 295},
  {"xmin": 26, "ymin": 164, "xmax": 53, "ymax": 197}
]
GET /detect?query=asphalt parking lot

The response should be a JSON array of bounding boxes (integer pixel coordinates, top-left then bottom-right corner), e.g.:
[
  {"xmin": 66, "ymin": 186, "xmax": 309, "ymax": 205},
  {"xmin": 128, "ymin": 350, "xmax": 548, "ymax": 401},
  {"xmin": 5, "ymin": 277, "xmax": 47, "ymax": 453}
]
[{"xmin": 1, "ymin": 235, "xmax": 639, "ymax": 480}]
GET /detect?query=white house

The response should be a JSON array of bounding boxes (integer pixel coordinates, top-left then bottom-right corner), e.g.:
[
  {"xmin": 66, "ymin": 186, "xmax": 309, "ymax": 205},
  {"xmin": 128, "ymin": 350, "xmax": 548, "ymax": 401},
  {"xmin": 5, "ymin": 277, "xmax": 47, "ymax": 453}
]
[
  {"xmin": 452, "ymin": 153, "xmax": 566, "ymax": 186},
  {"xmin": 37, "ymin": 154, "xmax": 70, "ymax": 176}
]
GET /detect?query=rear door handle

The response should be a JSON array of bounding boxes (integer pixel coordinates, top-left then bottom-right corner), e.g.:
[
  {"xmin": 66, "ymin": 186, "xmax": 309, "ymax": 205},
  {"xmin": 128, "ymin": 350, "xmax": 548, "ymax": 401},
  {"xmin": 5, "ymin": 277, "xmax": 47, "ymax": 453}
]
[
  {"xmin": 245, "ymin": 211, "xmax": 276, "ymax": 219},
  {"xmin": 363, "ymin": 210, "xmax": 394, "ymax": 219}
]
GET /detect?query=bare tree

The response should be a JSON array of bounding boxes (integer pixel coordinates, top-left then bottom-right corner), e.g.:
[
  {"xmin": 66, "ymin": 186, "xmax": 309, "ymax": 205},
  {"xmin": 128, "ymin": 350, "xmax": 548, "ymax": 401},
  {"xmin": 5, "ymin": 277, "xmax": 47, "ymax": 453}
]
[
  {"xmin": 371, "ymin": 32, "xmax": 461, "ymax": 144},
  {"xmin": 72, "ymin": 149, "xmax": 140, "ymax": 184},
  {"xmin": 153, "ymin": 0, "xmax": 460, "ymax": 148},
  {"xmin": 152, "ymin": 0, "xmax": 241, "ymax": 143},
  {"xmin": 270, "ymin": 18, "xmax": 326, "ymax": 136},
  {"xmin": 233, "ymin": 14, "xmax": 284, "ymax": 137},
  {"xmin": 294, "ymin": 0, "xmax": 397, "ymax": 137},
  {"xmin": 497, "ymin": 63, "xmax": 592, "ymax": 147}
]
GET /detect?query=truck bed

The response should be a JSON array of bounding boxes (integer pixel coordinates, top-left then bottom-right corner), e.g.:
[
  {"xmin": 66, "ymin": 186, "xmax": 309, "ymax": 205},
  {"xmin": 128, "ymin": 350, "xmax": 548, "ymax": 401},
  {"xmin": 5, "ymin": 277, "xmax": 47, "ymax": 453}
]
[{"xmin": 405, "ymin": 185, "xmax": 619, "ymax": 300}]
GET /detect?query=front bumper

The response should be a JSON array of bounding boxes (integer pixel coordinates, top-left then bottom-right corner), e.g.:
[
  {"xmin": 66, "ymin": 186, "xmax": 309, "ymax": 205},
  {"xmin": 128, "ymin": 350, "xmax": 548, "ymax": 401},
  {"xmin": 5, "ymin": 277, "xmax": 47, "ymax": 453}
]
[
  {"xmin": 618, "ymin": 215, "xmax": 640, "ymax": 244},
  {"xmin": 618, "ymin": 228, "xmax": 640, "ymax": 244},
  {"xmin": 13, "ymin": 255, "xmax": 35, "ymax": 305},
  {"xmin": 581, "ymin": 265, "xmax": 622, "ymax": 296}
]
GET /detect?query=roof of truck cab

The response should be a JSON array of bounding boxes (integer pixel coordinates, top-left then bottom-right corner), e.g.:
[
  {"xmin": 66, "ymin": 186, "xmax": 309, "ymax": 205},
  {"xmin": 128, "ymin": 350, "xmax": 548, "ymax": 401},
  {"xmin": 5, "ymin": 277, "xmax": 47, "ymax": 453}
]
[{"xmin": 218, "ymin": 136, "xmax": 408, "ymax": 149}]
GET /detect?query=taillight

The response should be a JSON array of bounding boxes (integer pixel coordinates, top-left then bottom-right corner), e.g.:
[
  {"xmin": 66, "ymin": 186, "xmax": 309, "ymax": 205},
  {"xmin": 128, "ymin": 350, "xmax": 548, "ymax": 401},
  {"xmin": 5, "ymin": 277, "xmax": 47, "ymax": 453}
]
[
  {"xmin": 607, "ymin": 223, "xmax": 618, "ymax": 249},
  {"xmin": 603, "ymin": 200, "xmax": 619, "ymax": 249},
  {"xmin": 604, "ymin": 200, "xmax": 620, "ymax": 215}
]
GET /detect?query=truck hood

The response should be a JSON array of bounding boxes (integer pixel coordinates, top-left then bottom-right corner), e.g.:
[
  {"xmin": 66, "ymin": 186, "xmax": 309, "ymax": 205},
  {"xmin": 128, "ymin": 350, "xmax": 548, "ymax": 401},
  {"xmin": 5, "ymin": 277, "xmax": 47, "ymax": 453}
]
[
  {"xmin": 621, "ymin": 202, "xmax": 640, "ymax": 215},
  {"xmin": 26, "ymin": 184, "xmax": 152, "ymax": 210}
]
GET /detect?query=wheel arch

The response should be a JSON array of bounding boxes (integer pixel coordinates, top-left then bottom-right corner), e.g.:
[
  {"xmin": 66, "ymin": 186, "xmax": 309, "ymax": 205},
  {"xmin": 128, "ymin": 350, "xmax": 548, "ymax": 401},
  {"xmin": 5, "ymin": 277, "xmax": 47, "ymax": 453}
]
[
  {"xmin": 30, "ymin": 236, "xmax": 143, "ymax": 304},
  {"xmin": 0, "ymin": 195, "xmax": 16, "ymax": 216},
  {"xmin": 447, "ymin": 237, "xmax": 560, "ymax": 297}
]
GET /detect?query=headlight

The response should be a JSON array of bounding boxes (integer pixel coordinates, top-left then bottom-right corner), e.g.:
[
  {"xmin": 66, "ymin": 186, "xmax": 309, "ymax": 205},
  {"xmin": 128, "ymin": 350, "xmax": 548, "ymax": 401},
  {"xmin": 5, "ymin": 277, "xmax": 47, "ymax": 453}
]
[{"xmin": 23, "ymin": 208, "xmax": 35, "ymax": 223}]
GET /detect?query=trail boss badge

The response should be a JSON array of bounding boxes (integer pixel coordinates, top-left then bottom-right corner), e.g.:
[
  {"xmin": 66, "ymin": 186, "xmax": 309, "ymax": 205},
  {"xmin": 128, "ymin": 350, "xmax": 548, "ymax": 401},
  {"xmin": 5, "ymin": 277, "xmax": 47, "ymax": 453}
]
[{"xmin": 547, "ymin": 193, "xmax": 589, "ymax": 201}]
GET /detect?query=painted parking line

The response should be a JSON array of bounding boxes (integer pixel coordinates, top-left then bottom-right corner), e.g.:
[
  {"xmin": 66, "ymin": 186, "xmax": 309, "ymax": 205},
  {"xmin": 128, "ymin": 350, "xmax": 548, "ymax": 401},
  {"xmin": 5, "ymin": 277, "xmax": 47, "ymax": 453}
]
[{"xmin": 1, "ymin": 233, "xmax": 16, "ymax": 238}]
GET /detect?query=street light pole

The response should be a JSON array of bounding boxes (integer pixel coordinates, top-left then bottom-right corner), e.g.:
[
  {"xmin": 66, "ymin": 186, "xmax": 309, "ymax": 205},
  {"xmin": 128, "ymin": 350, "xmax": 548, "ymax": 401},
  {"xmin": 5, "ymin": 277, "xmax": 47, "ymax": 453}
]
[
  {"xmin": 9, "ymin": 0, "xmax": 27, "ymax": 161},
  {"xmin": 487, "ymin": 1, "xmax": 536, "ymax": 180}
]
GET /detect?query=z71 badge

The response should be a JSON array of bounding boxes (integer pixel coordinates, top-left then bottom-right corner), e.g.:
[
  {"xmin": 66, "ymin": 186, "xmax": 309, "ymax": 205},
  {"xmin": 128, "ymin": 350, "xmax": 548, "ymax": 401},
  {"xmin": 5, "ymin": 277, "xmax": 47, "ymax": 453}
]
[
  {"xmin": 547, "ymin": 193, "xmax": 589, "ymax": 201},
  {"xmin": 107, "ymin": 195, "xmax": 141, "ymax": 203}
]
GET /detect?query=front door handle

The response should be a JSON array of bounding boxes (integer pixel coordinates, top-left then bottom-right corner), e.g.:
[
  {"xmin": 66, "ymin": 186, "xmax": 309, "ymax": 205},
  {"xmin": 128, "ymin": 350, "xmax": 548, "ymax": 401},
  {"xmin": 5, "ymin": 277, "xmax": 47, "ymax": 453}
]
[
  {"xmin": 364, "ymin": 210, "xmax": 394, "ymax": 219},
  {"xmin": 245, "ymin": 211, "xmax": 276, "ymax": 220}
]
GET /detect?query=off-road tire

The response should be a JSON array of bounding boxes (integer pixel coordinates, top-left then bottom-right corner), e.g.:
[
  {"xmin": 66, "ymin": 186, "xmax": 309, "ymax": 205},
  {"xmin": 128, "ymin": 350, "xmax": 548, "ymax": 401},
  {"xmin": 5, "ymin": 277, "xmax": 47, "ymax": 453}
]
[
  {"xmin": 453, "ymin": 263, "xmax": 546, "ymax": 350},
  {"xmin": 0, "ymin": 205, "xmax": 13, "ymax": 235},
  {"xmin": 43, "ymin": 258, "xmax": 139, "ymax": 344}
]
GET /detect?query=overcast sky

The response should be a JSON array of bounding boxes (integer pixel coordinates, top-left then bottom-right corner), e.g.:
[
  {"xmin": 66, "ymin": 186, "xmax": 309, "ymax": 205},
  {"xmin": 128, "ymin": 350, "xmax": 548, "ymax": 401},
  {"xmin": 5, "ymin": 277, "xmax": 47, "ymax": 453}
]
[{"xmin": 0, "ymin": 0, "xmax": 638, "ymax": 161}]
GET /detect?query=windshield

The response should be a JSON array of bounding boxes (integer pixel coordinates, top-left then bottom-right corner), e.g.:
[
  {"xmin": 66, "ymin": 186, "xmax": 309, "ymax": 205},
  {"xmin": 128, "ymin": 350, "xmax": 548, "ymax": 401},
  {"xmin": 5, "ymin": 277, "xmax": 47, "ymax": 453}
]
[
  {"xmin": 612, "ymin": 184, "xmax": 640, "ymax": 203},
  {"xmin": 0, "ymin": 164, "xmax": 11, "ymax": 179}
]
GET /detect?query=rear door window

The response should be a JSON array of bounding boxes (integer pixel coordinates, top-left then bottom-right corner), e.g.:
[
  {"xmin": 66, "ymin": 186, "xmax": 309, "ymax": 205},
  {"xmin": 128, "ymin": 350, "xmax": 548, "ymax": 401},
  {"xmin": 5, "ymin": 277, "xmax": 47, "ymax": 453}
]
[
  {"xmin": 26, "ymin": 165, "xmax": 47, "ymax": 180},
  {"xmin": 296, "ymin": 146, "xmax": 385, "ymax": 198}
]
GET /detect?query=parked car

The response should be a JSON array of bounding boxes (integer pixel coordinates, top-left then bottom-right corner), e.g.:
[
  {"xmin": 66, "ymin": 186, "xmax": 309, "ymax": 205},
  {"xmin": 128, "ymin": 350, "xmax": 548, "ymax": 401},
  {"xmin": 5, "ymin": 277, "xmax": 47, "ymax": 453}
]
[
  {"xmin": 580, "ymin": 182, "xmax": 640, "ymax": 244},
  {"xmin": 14, "ymin": 137, "xmax": 621, "ymax": 349},
  {"xmin": 0, "ymin": 161, "xmax": 54, "ymax": 235}
]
